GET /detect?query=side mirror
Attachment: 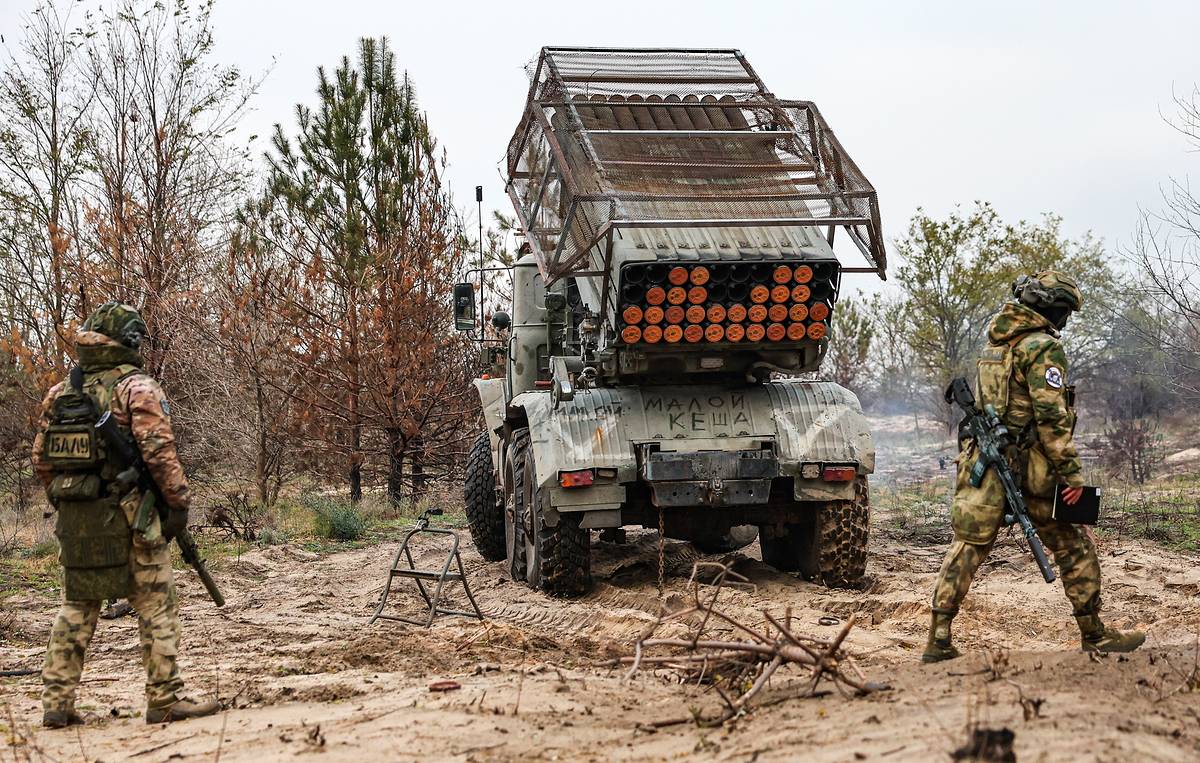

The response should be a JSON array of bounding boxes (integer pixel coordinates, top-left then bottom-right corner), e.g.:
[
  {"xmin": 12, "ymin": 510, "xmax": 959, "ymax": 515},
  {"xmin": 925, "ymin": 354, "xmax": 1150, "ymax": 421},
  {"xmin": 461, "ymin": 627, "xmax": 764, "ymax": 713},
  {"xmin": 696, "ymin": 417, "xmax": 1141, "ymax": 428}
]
[{"xmin": 453, "ymin": 283, "xmax": 475, "ymax": 332}]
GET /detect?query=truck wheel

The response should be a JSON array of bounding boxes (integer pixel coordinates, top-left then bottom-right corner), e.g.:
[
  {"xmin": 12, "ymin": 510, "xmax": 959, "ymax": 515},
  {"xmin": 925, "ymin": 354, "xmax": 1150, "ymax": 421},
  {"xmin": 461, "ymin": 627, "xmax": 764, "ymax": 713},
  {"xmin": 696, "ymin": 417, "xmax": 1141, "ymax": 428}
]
[
  {"xmin": 758, "ymin": 477, "xmax": 870, "ymax": 588},
  {"xmin": 504, "ymin": 429, "xmax": 531, "ymax": 582},
  {"xmin": 510, "ymin": 434, "xmax": 591, "ymax": 597},
  {"xmin": 464, "ymin": 432, "xmax": 506, "ymax": 561},
  {"xmin": 693, "ymin": 525, "xmax": 759, "ymax": 554},
  {"xmin": 527, "ymin": 500, "xmax": 591, "ymax": 598},
  {"xmin": 814, "ymin": 477, "xmax": 870, "ymax": 588}
]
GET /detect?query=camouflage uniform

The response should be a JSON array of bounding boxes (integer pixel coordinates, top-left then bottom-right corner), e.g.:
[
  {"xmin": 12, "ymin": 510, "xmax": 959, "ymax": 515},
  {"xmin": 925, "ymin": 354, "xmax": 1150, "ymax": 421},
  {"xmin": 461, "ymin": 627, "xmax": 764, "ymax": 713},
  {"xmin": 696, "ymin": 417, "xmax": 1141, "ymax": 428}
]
[
  {"xmin": 32, "ymin": 304, "xmax": 206, "ymax": 724},
  {"xmin": 925, "ymin": 272, "xmax": 1143, "ymax": 661}
]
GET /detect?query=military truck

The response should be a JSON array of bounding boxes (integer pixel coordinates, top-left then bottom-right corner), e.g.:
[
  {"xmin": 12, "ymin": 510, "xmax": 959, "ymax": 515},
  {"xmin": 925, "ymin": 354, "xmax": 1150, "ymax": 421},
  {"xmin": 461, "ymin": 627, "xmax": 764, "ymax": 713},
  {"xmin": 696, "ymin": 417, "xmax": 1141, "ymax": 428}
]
[{"xmin": 455, "ymin": 47, "xmax": 886, "ymax": 596}]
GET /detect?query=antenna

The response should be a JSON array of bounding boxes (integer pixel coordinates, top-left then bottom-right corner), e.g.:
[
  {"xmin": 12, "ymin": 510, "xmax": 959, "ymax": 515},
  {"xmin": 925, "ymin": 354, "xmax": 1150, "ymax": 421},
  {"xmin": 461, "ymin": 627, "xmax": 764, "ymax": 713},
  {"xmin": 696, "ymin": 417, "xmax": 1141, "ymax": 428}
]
[{"xmin": 476, "ymin": 185, "xmax": 484, "ymax": 335}]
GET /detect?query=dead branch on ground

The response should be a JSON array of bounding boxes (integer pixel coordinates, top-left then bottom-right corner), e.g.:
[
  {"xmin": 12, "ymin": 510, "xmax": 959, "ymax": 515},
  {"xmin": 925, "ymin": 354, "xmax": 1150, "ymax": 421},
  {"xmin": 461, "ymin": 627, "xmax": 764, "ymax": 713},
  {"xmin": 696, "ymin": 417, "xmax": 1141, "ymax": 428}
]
[{"xmin": 620, "ymin": 562, "xmax": 889, "ymax": 727}]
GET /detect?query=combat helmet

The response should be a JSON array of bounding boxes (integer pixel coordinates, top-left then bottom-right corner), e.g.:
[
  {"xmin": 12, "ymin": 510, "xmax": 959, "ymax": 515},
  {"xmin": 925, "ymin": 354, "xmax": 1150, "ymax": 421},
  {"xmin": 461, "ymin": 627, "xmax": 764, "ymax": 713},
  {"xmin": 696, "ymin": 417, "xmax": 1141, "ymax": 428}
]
[
  {"xmin": 81, "ymin": 301, "xmax": 148, "ymax": 350},
  {"xmin": 1011, "ymin": 270, "xmax": 1083, "ymax": 312}
]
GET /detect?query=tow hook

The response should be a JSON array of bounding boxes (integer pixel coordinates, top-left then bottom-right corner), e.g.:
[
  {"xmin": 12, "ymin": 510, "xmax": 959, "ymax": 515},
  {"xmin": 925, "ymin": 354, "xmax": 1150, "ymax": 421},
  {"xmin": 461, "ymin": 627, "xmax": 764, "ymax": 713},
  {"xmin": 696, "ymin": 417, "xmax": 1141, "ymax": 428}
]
[{"xmin": 705, "ymin": 478, "xmax": 726, "ymax": 506}]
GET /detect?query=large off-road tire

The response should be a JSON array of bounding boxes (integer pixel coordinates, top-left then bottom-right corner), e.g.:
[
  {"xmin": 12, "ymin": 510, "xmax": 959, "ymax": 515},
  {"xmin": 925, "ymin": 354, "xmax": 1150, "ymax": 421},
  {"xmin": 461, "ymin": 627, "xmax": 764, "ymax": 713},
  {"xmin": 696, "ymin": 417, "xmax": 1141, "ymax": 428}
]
[
  {"xmin": 758, "ymin": 477, "xmax": 870, "ymax": 588},
  {"xmin": 464, "ymin": 432, "xmax": 506, "ymax": 561},
  {"xmin": 692, "ymin": 525, "xmax": 759, "ymax": 554},
  {"xmin": 504, "ymin": 429, "xmax": 531, "ymax": 582},
  {"xmin": 813, "ymin": 477, "xmax": 870, "ymax": 587},
  {"xmin": 509, "ymin": 430, "xmax": 591, "ymax": 597},
  {"xmin": 526, "ymin": 494, "xmax": 591, "ymax": 598}
]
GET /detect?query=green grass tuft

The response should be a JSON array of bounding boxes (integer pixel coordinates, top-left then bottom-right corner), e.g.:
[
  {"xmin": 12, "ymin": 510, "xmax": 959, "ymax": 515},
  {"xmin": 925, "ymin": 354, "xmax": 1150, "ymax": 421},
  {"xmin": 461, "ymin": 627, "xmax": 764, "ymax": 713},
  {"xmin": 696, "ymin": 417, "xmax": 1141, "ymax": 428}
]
[{"xmin": 302, "ymin": 493, "xmax": 367, "ymax": 541}]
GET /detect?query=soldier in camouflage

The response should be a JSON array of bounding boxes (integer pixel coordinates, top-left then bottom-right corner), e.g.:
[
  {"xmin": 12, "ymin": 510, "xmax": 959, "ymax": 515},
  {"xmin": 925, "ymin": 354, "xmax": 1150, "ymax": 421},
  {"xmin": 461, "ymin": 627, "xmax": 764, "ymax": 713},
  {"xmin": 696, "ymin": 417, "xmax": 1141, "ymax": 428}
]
[
  {"xmin": 32, "ymin": 302, "xmax": 219, "ymax": 727},
  {"xmin": 924, "ymin": 271, "xmax": 1145, "ymax": 662}
]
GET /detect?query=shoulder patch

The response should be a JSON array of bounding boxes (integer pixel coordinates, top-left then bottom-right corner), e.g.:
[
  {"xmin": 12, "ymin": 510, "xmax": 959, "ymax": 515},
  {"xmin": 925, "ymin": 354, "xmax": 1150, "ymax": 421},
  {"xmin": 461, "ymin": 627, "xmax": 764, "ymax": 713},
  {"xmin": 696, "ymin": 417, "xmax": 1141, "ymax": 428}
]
[
  {"xmin": 160, "ymin": 398, "xmax": 171, "ymax": 417},
  {"xmin": 1045, "ymin": 366, "xmax": 1064, "ymax": 389}
]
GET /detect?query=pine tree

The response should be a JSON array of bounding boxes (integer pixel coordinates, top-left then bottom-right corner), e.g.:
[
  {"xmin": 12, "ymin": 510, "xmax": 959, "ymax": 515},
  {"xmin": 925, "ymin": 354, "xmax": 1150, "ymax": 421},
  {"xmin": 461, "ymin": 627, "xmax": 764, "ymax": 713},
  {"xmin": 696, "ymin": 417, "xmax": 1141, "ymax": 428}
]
[{"xmin": 268, "ymin": 37, "xmax": 470, "ymax": 503}]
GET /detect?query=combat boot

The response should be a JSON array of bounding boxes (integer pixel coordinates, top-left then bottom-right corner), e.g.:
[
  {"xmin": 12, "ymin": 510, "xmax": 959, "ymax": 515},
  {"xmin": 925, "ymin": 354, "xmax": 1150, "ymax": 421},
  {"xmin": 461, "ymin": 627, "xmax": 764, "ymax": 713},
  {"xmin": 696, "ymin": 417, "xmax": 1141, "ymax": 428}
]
[
  {"xmin": 922, "ymin": 611, "xmax": 961, "ymax": 663},
  {"xmin": 145, "ymin": 698, "xmax": 220, "ymax": 724},
  {"xmin": 1077, "ymin": 614, "xmax": 1145, "ymax": 653},
  {"xmin": 42, "ymin": 708, "xmax": 85, "ymax": 729}
]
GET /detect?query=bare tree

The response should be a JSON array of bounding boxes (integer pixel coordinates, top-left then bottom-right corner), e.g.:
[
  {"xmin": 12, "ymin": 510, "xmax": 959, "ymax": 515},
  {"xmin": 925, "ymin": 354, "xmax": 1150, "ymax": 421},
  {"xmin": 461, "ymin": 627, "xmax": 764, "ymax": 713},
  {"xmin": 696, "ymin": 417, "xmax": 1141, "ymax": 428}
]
[
  {"xmin": 0, "ymin": 2, "xmax": 94, "ymax": 377},
  {"xmin": 80, "ymin": 0, "xmax": 257, "ymax": 378},
  {"xmin": 1124, "ymin": 87, "xmax": 1200, "ymax": 401}
]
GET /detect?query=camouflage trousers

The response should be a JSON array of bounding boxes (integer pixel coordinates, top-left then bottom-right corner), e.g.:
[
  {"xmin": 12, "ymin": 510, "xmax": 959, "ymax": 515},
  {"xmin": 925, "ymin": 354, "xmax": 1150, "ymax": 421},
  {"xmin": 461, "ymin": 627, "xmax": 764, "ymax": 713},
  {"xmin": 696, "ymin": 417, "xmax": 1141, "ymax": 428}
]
[
  {"xmin": 932, "ymin": 460, "xmax": 1101, "ymax": 618},
  {"xmin": 42, "ymin": 537, "xmax": 184, "ymax": 713}
]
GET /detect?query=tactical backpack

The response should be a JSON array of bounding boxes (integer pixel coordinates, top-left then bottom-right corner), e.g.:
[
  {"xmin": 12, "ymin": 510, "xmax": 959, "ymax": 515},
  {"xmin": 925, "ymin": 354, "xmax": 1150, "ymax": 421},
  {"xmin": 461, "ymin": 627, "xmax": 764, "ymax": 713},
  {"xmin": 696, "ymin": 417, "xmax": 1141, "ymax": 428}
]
[{"xmin": 42, "ymin": 365, "xmax": 140, "ymax": 600}]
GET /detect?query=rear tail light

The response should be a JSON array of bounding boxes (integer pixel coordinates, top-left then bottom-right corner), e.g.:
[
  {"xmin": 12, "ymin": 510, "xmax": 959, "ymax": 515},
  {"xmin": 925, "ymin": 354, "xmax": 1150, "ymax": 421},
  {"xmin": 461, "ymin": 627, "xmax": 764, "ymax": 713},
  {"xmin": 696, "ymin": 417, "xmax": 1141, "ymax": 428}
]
[
  {"xmin": 559, "ymin": 469, "xmax": 595, "ymax": 488},
  {"xmin": 822, "ymin": 466, "xmax": 856, "ymax": 482}
]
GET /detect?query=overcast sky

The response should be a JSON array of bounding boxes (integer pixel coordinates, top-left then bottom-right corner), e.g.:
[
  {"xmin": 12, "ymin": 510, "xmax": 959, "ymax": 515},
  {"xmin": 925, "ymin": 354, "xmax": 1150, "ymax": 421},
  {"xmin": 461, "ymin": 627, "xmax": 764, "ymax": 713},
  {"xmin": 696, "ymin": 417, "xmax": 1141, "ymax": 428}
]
[{"xmin": 3, "ymin": 0, "xmax": 1198, "ymax": 289}]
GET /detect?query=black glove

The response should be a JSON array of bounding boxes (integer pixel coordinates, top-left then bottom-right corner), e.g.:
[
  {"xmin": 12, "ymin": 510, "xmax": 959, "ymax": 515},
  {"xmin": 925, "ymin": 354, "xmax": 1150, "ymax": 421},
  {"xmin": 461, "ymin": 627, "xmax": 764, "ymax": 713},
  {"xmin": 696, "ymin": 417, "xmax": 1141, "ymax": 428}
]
[{"xmin": 163, "ymin": 509, "xmax": 188, "ymax": 541}]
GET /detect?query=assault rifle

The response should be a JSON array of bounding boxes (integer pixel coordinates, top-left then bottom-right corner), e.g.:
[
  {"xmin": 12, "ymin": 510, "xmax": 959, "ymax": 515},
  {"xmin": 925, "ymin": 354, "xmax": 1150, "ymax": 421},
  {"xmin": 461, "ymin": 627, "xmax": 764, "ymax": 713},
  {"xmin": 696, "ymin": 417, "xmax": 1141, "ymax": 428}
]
[
  {"xmin": 944, "ymin": 377, "xmax": 1056, "ymax": 584},
  {"xmin": 95, "ymin": 411, "xmax": 226, "ymax": 606}
]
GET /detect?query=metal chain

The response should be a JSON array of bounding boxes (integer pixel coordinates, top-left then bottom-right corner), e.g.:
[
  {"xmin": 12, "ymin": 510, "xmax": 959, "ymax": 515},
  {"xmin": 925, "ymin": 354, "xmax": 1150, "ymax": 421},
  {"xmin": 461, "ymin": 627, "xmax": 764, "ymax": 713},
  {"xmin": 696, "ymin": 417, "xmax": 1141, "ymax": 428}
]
[{"xmin": 657, "ymin": 505, "xmax": 666, "ymax": 600}]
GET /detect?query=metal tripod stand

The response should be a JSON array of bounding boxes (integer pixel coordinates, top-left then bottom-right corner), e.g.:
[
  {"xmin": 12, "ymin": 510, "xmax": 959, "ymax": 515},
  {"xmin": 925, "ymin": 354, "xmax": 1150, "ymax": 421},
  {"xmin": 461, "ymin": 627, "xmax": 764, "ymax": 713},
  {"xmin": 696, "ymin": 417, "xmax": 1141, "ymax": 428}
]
[{"xmin": 369, "ymin": 508, "xmax": 485, "ymax": 628}]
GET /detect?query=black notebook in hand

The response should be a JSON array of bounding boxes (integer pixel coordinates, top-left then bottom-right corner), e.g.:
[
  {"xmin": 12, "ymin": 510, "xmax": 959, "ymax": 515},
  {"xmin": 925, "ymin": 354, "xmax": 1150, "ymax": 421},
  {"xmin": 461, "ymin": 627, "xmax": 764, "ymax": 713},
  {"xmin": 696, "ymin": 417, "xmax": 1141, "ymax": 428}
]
[{"xmin": 1052, "ymin": 485, "xmax": 1101, "ymax": 525}]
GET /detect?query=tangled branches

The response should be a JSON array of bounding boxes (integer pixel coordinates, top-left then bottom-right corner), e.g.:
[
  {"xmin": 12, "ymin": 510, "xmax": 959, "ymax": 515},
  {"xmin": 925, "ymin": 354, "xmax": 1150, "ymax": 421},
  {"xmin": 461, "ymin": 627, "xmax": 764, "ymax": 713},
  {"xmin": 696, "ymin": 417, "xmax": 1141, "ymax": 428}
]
[{"xmin": 621, "ymin": 562, "xmax": 888, "ymax": 727}]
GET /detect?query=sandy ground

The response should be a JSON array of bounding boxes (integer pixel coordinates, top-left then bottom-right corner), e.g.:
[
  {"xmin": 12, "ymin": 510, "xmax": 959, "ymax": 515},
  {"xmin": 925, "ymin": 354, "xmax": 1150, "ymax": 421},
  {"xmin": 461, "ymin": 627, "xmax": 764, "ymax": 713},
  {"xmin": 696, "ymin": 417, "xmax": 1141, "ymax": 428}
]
[{"xmin": 3, "ymin": 498, "xmax": 1199, "ymax": 763}]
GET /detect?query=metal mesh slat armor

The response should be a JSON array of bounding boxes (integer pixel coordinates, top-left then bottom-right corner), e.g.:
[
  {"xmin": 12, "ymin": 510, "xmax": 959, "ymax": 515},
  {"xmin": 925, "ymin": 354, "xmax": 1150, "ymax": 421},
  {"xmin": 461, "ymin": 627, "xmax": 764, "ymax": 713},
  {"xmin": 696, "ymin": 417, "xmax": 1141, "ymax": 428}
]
[{"xmin": 506, "ymin": 48, "xmax": 886, "ymax": 284}]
